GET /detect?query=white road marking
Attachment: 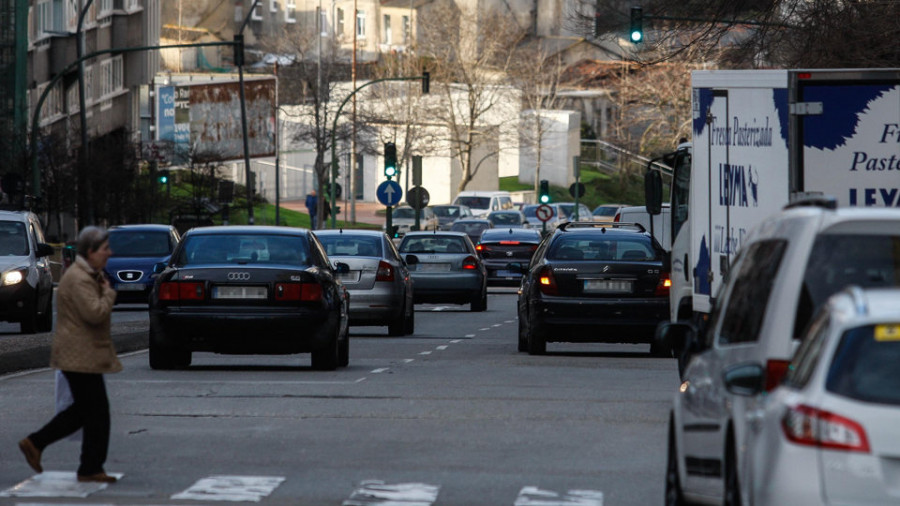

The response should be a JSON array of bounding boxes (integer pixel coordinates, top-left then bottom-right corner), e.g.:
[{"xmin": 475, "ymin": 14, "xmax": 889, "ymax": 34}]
[
  {"xmin": 429, "ymin": 306, "xmax": 452, "ymax": 312},
  {"xmin": 492, "ymin": 324, "xmax": 502, "ymax": 327},
  {"xmin": 403, "ymin": 359, "xmax": 415, "ymax": 363},
  {"xmin": 171, "ymin": 475, "xmax": 285, "ymax": 502},
  {"xmin": 514, "ymin": 486, "xmax": 604, "ymax": 506},
  {"xmin": 505, "ymin": 320, "xmax": 515, "ymax": 323},
  {"xmin": 464, "ymin": 334, "xmax": 475, "ymax": 338},
  {"xmin": 452, "ymin": 339, "xmax": 463, "ymax": 343},
  {"xmin": 479, "ymin": 328, "xmax": 491, "ymax": 331},
  {"xmin": 418, "ymin": 351, "xmax": 432, "ymax": 355},
  {"xmin": 343, "ymin": 480, "xmax": 440, "ymax": 505},
  {"xmin": 435, "ymin": 345, "xmax": 448, "ymax": 351},
  {"xmin": 0, "ymin": 471, "xmax": 123, "ymax": 498},
  {"xmin": 370, "ymin": 368, "xmax": 390, "ymax": 374}
]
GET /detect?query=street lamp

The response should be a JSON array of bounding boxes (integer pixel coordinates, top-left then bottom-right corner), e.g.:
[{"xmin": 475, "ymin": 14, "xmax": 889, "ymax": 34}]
[
  {"xmin": 77, "ymin": 0, "xmax": 95, "ymax": 225},
  {"xmin": 237, "ymin": 0, "xmax": 261, "ymax": 225}
]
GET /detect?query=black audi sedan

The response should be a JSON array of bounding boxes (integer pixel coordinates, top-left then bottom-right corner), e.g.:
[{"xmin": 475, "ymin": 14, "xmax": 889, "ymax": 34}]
[
  {"xmin": 476, "ymin": 227, "xmax": 542, "ymax": 286},
  {"xmin": 515, "ymin": 222, "xmax": 670, "ymax": 355},
  {"xmin": 148, "ymin": 226, "xmax": 350, "ymax": 370}
]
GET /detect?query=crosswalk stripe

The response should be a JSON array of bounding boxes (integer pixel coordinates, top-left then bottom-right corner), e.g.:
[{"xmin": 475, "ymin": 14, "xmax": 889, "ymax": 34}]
[
  {"xmin": 514, "ymin": 486, "xmax": 604, "ymax": 506},
  {"xmin": 343, "ymin": 480, "xmax": 440, "ymax": 506},
  {"xmin": 0, "ymin": 471, "xmax": 123, "ymax": 499},
  {"xmin": 171, "ymin": 475, "xmax": 285, "ymax": 502}
]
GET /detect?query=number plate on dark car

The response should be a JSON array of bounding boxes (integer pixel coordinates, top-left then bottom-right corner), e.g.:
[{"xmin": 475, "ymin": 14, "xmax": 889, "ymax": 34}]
[
  {"xmin": 213, "ymin": 286, "xmax": 268, "ymax": 299},
  {"xmin": 583, "ymin": 280, "xmax": 632, "ymax": 293}
]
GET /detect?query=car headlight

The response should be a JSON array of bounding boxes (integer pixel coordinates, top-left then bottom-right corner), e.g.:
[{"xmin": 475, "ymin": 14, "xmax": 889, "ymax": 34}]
[{"xmin": 2, "ymin": 269, "xmax": 26, "ymax": 286}]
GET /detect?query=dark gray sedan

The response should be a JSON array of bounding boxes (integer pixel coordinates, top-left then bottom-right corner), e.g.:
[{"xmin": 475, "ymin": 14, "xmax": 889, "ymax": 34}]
[
  {"xmin": 315, "ymin": 229, "xmax": 415, "ymax": 336},
  {"xmin": 398, "ymin": 231, "xmax": 488, "ymax": 311}
]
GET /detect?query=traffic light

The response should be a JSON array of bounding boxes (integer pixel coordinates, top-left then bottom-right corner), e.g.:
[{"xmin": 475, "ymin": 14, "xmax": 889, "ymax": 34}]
[
  {"xmin": 539, "ymin": 179, "xmax": 551, "ymax": 204},
  {"xmin": 158, "ymin": 170, "xmax": 169, "ymax": 184},
  {"xmin": 629, "ymin": 7, "xmax": 643, "ymax": 43},
  {"xmin": 384, "ymin": 142, "xmax": 398, "ymax": 179},
  {"xmin": 422, "ymin": 71, "xmax": 430, "ymax": 94}
]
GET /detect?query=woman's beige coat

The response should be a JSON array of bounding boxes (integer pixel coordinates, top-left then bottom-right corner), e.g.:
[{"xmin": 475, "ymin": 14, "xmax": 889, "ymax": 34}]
[{"xmin": 49, "ymin": 256, "xmax": 122, "ymax": 374}]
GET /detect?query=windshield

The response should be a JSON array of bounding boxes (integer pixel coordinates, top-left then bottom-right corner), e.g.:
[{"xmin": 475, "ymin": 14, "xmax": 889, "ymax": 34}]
[
  {"xmin": 489, "ymin": 213, "xmax": 522, "ymax": 225},
  {"xmin": 110, "ymin": 230, "xmax": 172, "ymax": 257},
  {"xmin": 432, "ymin": 207, "xmax": 460, "ymax": 218},
  {"xmin": 0, "ymin": 221, "xmax": 28, "ymax": 256},
  {"xmin": 455, "ymin": 196, "xmax": 490, "ymax": 210},
  {"xmin": 174, "ymin": 234, "xmax": 308, "ymax": 266},
  {"xmin": 594, "ymin": 207, "xmax": 619, "ymax": 217},
  {"xmin": 318, "ymin": 235, "xmax": 382, "ymax": 257},
  {"xmin": 826, "ymin": 324, "xmax": 900, "ymax": 406},
  {"xmin": 547, "ymin": 236, "xmax": 656, "ymax": 261},
  {"xmin": 451, "ymin": 222, "xmax": 490, "ymax": 234}
]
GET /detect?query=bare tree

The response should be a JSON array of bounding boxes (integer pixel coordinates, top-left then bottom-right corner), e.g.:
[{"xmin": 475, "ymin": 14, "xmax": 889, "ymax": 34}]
[{"xmin": 416, "ymin": 0, "xmax": 527, "ymax": 193}]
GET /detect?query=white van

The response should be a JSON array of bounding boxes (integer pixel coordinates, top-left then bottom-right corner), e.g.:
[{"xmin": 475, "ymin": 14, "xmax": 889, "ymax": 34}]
[
  {"xmin": 452, "ymin": 191, "xmax": 513, "ymax": 218},
  {"xmin": 614, "ymin": 204, "xmax": 671, "ymax": 251}
]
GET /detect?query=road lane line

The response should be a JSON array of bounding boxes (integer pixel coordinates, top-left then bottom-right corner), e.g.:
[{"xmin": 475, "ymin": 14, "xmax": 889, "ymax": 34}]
[
  {"xmin": 435, "ymin": 345, "xmax": 448, "ymax": 351},
  {"xmin": 514, "ymin": 486, "xmax": 604, "ymax": 506},
  {"xmin": 418, "ymin": 351, "xmax": 432, "ymax": 355},
  {"xmin": 344, "ymin": 480, "xmax": 439, "ymax": 505},
  {"xmin": 452, "ymin": 339, "xmax": 463, "ymax": 343},
  {"xmin": 370, "ymin": 368, "xmax": 390, "ymax": 374}
]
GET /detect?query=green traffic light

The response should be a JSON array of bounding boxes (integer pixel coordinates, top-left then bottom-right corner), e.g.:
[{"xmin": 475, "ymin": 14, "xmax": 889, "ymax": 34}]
[
  {"xmin": 540, "ymin": 194, "xmax": 550, "ymax": 204},
  {"xmin": 630, "ymin": 30, "xmax": 643, "ymax": 42},
  {"xmin": 159, "ymin": 175, "xmax": 168, "ymax": 184}
]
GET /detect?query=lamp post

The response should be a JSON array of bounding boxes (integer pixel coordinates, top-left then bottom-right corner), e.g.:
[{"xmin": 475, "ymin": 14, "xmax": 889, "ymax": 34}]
[
  {"xmin": 76, "ymin": 0, "xmax": 95, "ymax": 225},
  {"xmin": 237, "ymin": 0, "xmax": 261, "ymax": 225}
]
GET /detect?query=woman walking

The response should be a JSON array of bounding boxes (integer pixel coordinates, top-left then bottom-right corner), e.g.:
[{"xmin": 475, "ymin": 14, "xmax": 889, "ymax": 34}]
[{"xmin": 18, "ymin": 226, "xmax": 121, "ymax": 483}]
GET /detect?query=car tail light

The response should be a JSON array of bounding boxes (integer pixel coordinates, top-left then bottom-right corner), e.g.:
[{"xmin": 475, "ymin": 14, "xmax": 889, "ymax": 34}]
[
  {"xmin": 781, "ymin": 404, "xmax": 870, "ymax": 452},
  {"xmin": 158, "ymin": 281, "xmax": 205, "ymax": 301},
  {"xmin": 475, "ymin": 244, "xmax": 485, "ymax": 252},
  {"xmin": 614, "ymin": 213, "xmax": 621, "ymax": 222},
  {"xmin": 538, "ymin": 266, "xmax": 558, "ymax": 295},
  {"xmin": 654, "ymin": 272, "xmax": 671, "ymax": 296},
  {"xmin": 376, "ymin": 261, "xmax": 395, "ymax": 282},
  {"xmin": 462, "ymin": 256, "xmax": 479, "ymax": 270},
  {"xmin": 765, "ymin": 359, "xmax": 791, "ymax": 391},
  {"xmin": 500, "ymin": 241, "xmax": 520, "ymax": 245},
  {"xmin": 275, "ymin": 282, "xmax": 322, "ymax": 301}
]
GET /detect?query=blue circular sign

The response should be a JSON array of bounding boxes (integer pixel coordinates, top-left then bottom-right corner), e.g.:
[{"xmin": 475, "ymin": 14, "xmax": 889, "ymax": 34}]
[{"xmin": 376, "ymin": 180, "xmax": 403, "ymax": 206}]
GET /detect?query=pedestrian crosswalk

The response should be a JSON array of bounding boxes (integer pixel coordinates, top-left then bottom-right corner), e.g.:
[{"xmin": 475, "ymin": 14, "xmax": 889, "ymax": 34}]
[{"xmin": 1, "ymin": 473, "xmax": 604, "ymax": 505}]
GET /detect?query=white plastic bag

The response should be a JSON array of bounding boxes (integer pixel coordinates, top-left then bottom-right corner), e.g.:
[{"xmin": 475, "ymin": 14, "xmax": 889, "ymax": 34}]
[{"xmin": 55, "ymin": 370, "xmax": 82, "ymax": 441}]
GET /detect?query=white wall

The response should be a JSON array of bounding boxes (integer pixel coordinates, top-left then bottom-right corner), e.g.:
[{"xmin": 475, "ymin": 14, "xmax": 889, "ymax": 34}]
[{"xmin": 518, "ymin": 109, "xmax": 581, "ymax": 188}]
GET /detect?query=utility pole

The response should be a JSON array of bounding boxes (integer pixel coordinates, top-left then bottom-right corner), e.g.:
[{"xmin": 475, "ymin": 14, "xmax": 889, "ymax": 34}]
[
  {"xmin": 77, "ymin": 0, "xmax": 95, "ymax": 225},
  {"xmin": 237, "ymin": 0, "xmax": 261, "ymax": 225}
]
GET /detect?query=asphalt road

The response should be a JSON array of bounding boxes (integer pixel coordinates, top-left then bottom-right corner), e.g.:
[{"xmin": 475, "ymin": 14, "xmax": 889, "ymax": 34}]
[{"xmin": 0, "ymin": 289, "xmax": 681, "ymax": 505}]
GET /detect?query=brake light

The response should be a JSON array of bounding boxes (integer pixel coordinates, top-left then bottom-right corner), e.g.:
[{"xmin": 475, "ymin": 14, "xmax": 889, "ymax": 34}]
[
  {"xmin": 614, "ymin": 213, "xmax": 621, "ymax": 222},
  {"xmin": 462, "ymin": 256, "xmax": 479, "ymax": 270},
  {"xmin": 500, "ymin": 241, "xmax": 520, "ymax": 245},
  {"xmin": 376, "ymin": 260, "xmax": 394, "ymax": 282},
  {"xmin": 275, "ymin": 282, "xmax": 322, "ymax": 301},
  {"xmin": 159, "ymin": 281, "xmax": 205, "ymax": 301},
  {"xmin": 765, "ymin": 359, "xmax": 791, "ymax": 391},
  {"xmin": 654, "ymin": 272, "xmax": 671, "ymax": 296},
  {"xmin": 781, "ymin": 404, "xmax": 870, "ymax": 452},
  {"xmin": 538, "ymin": 266, "xmax": 558, "ymax": 295},
  {"xmin": 475, "ymin": 244, "xmax": 484, "ymax": 252}
]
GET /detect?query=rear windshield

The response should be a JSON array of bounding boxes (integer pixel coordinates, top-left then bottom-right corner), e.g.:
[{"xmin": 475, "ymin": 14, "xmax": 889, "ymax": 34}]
[
  {"xmin": 110, "ymin": 230, "xmax": 172, "ymax": 257},
  {"xmin": 174, "ymin": 234, "xmax": 308, "ymax": 266},
  {"xmin": 451, "ymin": 222, "xmax": 490, "ymax": 234},
  {"xmin": 318, "ymin": 235, "xmax": 382, "ymax": 257},
  {"xmin": 826, "ymin": 324, "xmax": 900, "ymax": 405},
  {"xmin": 455, "ymin": 196, "xmax": 490, "ymax": 210},
  {"xmin": 399, "ymin": 236, "xmax": 469, "ymax": 254},
  {"xmin": 392, "ymin": 208, "xmax": 420, "ymax": 219},
  {"xmin": 795, "ymin": 234, "xmax": 900, "ymax": 337},
  {"xmin": 547, "ymin": 236, "xmax": 656, "ymax": 261},
  {"xmin": 432, "ymin": 207, "xmax": 460, "ymax": 218},
  {"xmin": 0, "ymin": 221, "xmax": 28, "ymax": 256},
  {"xmin": 594, "ymin": 207, "xmax": 619, "ymax": 217},
  {"xmin": 489, "ymin": 213, "xmax": 522, "ymax": 225}
]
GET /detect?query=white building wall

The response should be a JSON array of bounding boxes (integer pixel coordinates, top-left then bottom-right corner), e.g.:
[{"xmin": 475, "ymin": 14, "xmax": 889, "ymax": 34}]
[{"xmin": 518, "ymin": 109, "xmax": 581, "ymax": 188}]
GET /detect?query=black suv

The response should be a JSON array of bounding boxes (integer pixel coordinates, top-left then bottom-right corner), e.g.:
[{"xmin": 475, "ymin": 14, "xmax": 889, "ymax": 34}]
[
  {"xmin": 0, "ymin": 211, "xmax": 55, "ymax": 333},
  {"xmin": 515, "ymin": 222, "xmax": 671, "ymax": 354}
]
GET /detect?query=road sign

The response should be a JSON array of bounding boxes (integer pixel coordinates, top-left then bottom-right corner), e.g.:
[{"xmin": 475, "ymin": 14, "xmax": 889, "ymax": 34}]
[
  {"xmin": 569, "ymin": 182, "xmax": 586, "ymax": 199},
  {"xmin": 407, "ymin": 186, "xmax": 430, "ymax": 210},
  {"xmin": 376, "ymin": 180, "xmax": 403, "ymax": 206},
  {"xmin": 536, "ymin": 204, "xmax": 554, "ymax": 222}
]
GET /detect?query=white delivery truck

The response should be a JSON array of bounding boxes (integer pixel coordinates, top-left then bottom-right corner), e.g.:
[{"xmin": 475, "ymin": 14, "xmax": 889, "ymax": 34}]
[{"xmin": 649, "ymin": 68, "xmax": 900, "ymax": 326}]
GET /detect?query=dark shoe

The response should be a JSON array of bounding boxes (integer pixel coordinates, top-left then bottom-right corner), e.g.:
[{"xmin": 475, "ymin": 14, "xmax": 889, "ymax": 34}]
[
  {"xmin": 77, "ymin": 472, "xmax": 117, "ymax": 483},
  {"xmin": 18, "ymin": 438, "xmax": 42, "ymax": 473}
]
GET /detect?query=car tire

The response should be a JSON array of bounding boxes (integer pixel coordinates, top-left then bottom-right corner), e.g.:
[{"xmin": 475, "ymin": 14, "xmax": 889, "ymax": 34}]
[
  {"xmin": 20, "ymin": 299, "xmax": 38, "ymax": 334},
  {"xmin": 527, "ymin": 318, "xmax": 546, "ymax": 355},
  {"xmin": 149, "ymin": 326, "xmax": 191, "ymax": 370},
  {"xmin": 470, "ymin": 290, "xmax": 487, "ymax": 312},
  {"xmin": 36, "ymin": 295, "xmax": 53, "ymax": 333},
  {"xmin": 388, "ymin": 303, "xmax": 407, "ymax": 337},
  {"xmin": 517, "ymin": 315, "xmax": 528, "ymax": 352},
  {"xmin": 650, "ymin": 339, "xmax": 673, "ymax": 358},
  {"xmin": 724, "ymin": 438, "xmax": 742, "ymax": 506},
  {"xmin": 311, "ymin": 337, "xmax": 339, "ymax": 371},
  {"xmin": 338, "ymin": 328, "xmax": 350, "ymax": 368},
  {"xmin": 403, "ymin": 305, "xmax": 415, "ymax": 335},
  {"xmin": 665, "ymin": 417, "xmax": 686, "ymax": 506}
]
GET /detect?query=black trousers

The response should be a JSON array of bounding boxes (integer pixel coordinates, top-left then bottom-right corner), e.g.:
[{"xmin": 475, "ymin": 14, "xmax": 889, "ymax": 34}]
[{"xmin": 29, "ymin": 371, "xmax": 110, "ymax": 476}]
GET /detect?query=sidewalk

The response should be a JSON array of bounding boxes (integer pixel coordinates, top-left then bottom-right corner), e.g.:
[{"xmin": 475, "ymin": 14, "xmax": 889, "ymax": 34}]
[{"xmin": 280, "ymin": 199, "xmax": 385, "ymax": 226}]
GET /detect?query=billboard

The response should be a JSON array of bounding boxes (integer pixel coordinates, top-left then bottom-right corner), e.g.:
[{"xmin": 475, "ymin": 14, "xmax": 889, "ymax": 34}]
[{"xmin": 156, "ymin": 78, "xmax": 276, "ymax": 165}]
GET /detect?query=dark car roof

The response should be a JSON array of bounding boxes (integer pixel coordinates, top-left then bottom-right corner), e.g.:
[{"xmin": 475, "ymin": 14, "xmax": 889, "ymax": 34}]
[
  {"xmin": 184, "ymin": 226, "xmax": 308, "ymax": 236},
  {"xmin": 314, "ymin": 229, "xmax": 386, "ymax": 237},
  {"xmin": 553, "ymin": 225, "xmax": 653, "ymax": 242},
  {"xmin": 480, "ymin": 228, "xmax": 542, "ymax": 242}
]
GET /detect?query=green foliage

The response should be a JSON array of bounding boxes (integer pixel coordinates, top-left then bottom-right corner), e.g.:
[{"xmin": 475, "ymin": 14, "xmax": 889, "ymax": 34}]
[{"xmin": 500, "ymin": 168, "xmax": 648, "ymax": 208}]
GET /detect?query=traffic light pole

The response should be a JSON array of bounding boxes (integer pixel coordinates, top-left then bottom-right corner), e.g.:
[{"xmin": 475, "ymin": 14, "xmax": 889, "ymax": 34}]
[{"xmin": 329, "ymin": 75, "xmax": 429, "ymax": 228}]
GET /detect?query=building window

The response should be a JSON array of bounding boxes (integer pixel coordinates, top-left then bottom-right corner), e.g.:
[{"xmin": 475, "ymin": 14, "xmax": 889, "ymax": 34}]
[
  {"xmin": 83, "ymin": 64, "xmax": 94, "ymax": 104},
  {"xmin": 67, "ymin": 83, "xmax": 80, "ymax": 114},
  {"xmin": 382, "ymin": 14, "xmax": 391, "ymax": 45},
  {"xmin": 320, "ymin": 9, "xmax": 328, "ymax": 36},
  {"xmin": 33, "ymin": 81, "xmax": 64, "ymax": 123},
  {"xmin": 250, "ymin": 3, "xmax": 262, "ymax": 20},
  {"xmin": 336, "ymin": 8, "xmax": 344, "ymax": 37},
  {"xmin": 270, "ymin": 0, "xmax": 278, "ymax": 12},
  {"xmin": 234, "ymin": 1, "xmax": 243, "ymax": 22},
  {"xmin": 100, "ymin": 56, "xmax": 124, "ymax": 99},
  {"xmin": 98, "ymin": 0, "xmax": 112, "ymax": 19},
  {"xmin": 284, "ymin": 0, "xmax": 295, "ymax": 22},
  {"xmin": 35, "ymin": 0, "xmax": 66, "ymax": 38},
  {"xmin": 402, "ymin": 15, "xmax": 410, "ymax": 43},
  {"xmin": 356, "ymin": 10, "xmax": 365, "ymax": 39}
]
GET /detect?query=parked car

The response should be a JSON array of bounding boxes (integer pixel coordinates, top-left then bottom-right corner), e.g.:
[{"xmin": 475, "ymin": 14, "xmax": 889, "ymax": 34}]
[
  {"xmin": 476, "ymin": 228, "xmax": 542, "ymax": 286},
  {"xmin": 386, "ymin": 206, "xmax": 439, "ymax": 237},
  {"xmin": 592, "ymin": 204, "xmax": 626, "ymax": 222},
  {"xmin": 663, "ymin": 199, "xmax": 900, "ymax": 506},
  {"xmin": 486, "ymin": 210, "xmax": 530, "ymax": 229},
  {"xmin": 522, "ymin": 204, "xmax": 567, "ymax": 231},
  {"xmin": 105, "ymin": 224, "xmax": 181, "ymax": 304},
  {"xmin": 432, "ymin": 204, "xmax": 474, "ymax": 230},
  {"xmin": 0, "ymin": 210, "xmax": 54, "ymax": 334},
  {"xmin": 397, "ymin": 231, "xmax": 488, "ymax": 311},
  {"xmin": 515, "ymin": 222, "xmax": 671, "ymax": 354},
  {"xmin": 314, "ymin": 229, "xmax": 415, "ymax": 336},
  {"xmin": 450, "ymin": 218, "xmax": 494, "ymax": 245},
  {"xmin": 743, "ymin": 286, "xmax": 900, "ymax": 506},
  {"xmin": 452, "ymin": 191, "xmax": 514, "ymax": 218},
  {"xmin": 557, "ymin": 202, "xmax": 594, "ymax": 222},
  {"xmin": 148, "ymin": 226, "xmax": 350, "ymax": 371}
]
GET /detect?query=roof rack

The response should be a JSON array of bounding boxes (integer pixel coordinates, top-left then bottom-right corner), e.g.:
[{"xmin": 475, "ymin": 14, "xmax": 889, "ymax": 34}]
[
  {"xmin": 558, "ymin": 221, "xmax": 646, "ymax": 233},
  {"xmin": 784, "ymin": 195, "xmax": 837, "ymax": 210}
]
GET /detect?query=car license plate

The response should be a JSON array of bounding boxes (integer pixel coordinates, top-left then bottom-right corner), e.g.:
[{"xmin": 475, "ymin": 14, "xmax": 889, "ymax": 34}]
[
  {"xmin": 494, "ymin": 270, "xmax": 517, "ymax": 277},
  {"xmin": 583, "ymin": 279, "xmax": 632, "ymax": 293},
  {"xmin": 417, "ymin": 263, "xmax": 451, "ymax": 272},
  {"xmin": 116, "ymin": 283, "xmax": 145, "ymax": 291},
  {"xmin": 213, "ymin": 285, "xmax": 268, "ymax": 299},
  {"xmin": 338, "ymin": 271, "xmax": 361, "ymax": 283}
]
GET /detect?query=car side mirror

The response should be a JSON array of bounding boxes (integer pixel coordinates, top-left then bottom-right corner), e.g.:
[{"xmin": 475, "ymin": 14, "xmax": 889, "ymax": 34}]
[
  {"xmin": 152, "ymin": 262, "xmax": 168, "ymax": 274},
  {"xmin": 36, "ymin": 243, "xmax": 55, "ymax": 258},
  {"xmin": 723, "ymin": 363, "xmax": 765, "ymax": 396},
  {"xmin": 404, "ymin": 254, "xmax": 419, "ymax": 265},
  {"xmin": 334, "ymin": 262, "xmax": 350, "ymax": 274}
]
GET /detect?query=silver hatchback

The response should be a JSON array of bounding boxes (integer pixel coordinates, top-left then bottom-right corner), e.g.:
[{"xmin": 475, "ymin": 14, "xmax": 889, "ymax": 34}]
[
  {"xmin": 398, "ymin": 231, "xmax": 488, "ymax": 312},
  {"xmin": 315, "ymin": 230, "xmax": 415, "ymax": 336}
]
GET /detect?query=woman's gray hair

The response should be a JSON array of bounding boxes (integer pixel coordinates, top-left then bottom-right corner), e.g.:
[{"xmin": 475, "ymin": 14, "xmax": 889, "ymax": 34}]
[{"xmin": 76, "ymin": 226, "xmax": 110, "ymax": 257}]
